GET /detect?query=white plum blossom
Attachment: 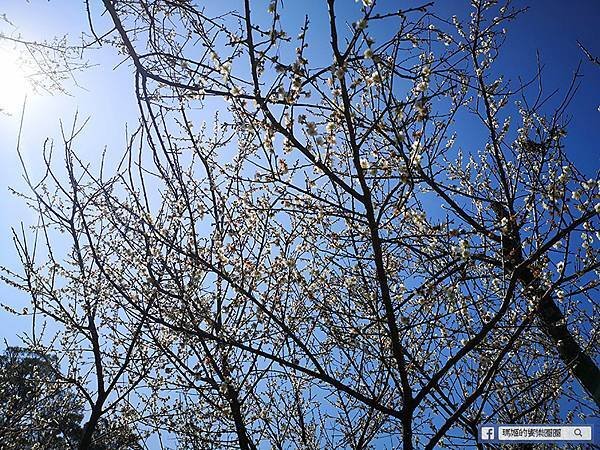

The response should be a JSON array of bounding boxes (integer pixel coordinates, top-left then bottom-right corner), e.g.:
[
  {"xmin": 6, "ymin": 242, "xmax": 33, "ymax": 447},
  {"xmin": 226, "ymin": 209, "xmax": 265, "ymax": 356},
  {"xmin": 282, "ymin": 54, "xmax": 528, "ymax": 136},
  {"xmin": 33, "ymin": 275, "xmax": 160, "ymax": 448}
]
[
  {"xmin": 278, "ymin": 159, "xmax": 289, "ymax": 175},
  {"xmin": 305, "ymin": 122, "xmax": 318, "ymax": 136},
  {"xmin": 414, "ymin": 80, "xmax": 429, "ymax": 93},
  {"xmin": 366, "ymin": 71, "xmax": 382, "ymax": 86},
  {"xmin": 459, "ymin": 239, "xmax": 470, "ymax": 259}
]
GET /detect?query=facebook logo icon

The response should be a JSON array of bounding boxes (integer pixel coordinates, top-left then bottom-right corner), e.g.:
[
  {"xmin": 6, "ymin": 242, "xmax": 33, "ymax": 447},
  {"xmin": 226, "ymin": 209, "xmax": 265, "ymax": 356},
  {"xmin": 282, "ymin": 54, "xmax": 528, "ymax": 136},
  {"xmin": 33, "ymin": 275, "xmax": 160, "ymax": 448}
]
[{"xmin": 481, "ymin": 427, "xmax": 495, "ymax": 441}]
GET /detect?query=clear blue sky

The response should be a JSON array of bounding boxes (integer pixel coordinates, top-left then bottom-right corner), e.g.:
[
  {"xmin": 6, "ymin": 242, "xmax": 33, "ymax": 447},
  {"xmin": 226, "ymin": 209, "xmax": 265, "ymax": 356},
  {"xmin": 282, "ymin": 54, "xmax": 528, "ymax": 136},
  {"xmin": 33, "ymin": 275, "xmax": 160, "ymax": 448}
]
[{"xmin": 0, "ymin": 0, "xmax": 598, "ymax": 343}]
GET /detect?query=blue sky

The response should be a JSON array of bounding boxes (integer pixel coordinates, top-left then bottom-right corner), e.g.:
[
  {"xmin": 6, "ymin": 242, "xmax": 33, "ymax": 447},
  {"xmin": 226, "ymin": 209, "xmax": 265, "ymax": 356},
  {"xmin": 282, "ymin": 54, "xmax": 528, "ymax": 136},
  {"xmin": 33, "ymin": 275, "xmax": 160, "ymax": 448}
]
[
  {"xmin": 0, "ymin": 0, "xmax": 597, "ymax": 349},
  {"xmin": 3, "ymin": 0, "xmax": 597, "ymax": 341},
  {"xmin": 0, "ymin": 0, "xmax": 140, "ymax": 343},
  {"xmin": 0, "ymin": 0, "xmax": 597, "ymax": 446}
]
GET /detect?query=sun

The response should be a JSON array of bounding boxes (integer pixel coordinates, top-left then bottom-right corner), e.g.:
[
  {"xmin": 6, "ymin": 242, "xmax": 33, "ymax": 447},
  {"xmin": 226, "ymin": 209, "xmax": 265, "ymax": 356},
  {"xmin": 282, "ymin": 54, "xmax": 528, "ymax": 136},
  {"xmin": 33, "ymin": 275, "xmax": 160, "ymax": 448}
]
[{"xmin": 0, "ymin": 48, "xmax": 30, "ymax": 115}]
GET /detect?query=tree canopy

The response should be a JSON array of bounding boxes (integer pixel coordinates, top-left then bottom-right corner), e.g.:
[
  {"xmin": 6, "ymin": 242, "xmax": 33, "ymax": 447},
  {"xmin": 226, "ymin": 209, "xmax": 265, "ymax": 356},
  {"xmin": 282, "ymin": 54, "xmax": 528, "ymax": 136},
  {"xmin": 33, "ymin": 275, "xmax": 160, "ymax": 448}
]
[
  {"xmin": 0, "ymin": 347, "xmax": 141, "ymax": 449},
  {"xmin": 1, "ymin": 0, "xmax": 598, "ymax": 449}
]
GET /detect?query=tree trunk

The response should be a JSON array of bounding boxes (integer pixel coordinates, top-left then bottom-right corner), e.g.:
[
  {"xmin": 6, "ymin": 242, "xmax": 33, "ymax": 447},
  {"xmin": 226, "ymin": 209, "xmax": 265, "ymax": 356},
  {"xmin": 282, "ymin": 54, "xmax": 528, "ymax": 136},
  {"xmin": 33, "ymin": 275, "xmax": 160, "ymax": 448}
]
[
  {"xmin": 78, "ymin": 404, "xmax": 103, "ymax": 450},
  {"xmin": 492, "ymin": 202, "xmax": 600, "ymax": 408}
]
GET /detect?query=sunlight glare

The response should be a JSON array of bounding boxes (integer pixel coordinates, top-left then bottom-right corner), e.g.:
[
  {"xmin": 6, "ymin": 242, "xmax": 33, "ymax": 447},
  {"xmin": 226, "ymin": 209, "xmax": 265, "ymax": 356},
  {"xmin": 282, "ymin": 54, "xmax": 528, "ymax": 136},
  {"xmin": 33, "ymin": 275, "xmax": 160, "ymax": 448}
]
[{"xmin": 0, "ymin": 49, "xmax": 30, "ymax": 115}]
